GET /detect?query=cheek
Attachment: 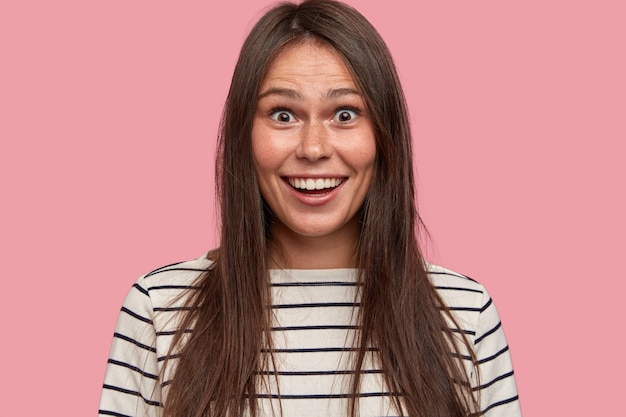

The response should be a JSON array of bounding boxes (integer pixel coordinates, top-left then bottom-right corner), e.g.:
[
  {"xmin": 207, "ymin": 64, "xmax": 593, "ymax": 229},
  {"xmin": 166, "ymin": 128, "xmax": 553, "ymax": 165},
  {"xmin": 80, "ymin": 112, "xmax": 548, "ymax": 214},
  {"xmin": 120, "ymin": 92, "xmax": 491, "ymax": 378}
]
[
  {"xmin": 251, "ymin": 122, "xmax": 262, "ymax": 162},
  {"xmin": 251, "ymin": 123, "xmax": 270, "ymax": 173},
  {"xmin": 251, "ymin": 121, "xmax": 294, "ymax": 173},
  {"xmin": 251, "ymin": 123, "xmax": 282, "ymax": 194},
  {"xmin": 355, "ymin": 134, "xmax": 377, "ymax": 173},
  {"xmin": 356, "ymin": 137, "xmax": 377, "ymax": 192}
]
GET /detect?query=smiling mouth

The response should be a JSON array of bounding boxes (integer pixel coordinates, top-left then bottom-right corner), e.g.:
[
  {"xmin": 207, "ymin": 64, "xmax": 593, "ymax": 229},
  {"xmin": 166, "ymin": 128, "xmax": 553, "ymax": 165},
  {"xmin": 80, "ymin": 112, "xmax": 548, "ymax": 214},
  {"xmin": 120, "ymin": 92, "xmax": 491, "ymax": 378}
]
[{"xmin": 287, "ymin": 177, "xmax": 345, "ymax": 193}]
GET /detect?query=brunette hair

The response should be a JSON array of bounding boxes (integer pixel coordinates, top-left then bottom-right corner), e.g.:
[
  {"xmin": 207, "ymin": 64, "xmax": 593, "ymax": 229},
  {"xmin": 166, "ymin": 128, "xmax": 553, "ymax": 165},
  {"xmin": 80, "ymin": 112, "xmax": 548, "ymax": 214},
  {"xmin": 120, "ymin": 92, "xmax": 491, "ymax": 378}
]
[{"xmin": 163, "ymin": 1, "xmax": 479, "ymax": 416}]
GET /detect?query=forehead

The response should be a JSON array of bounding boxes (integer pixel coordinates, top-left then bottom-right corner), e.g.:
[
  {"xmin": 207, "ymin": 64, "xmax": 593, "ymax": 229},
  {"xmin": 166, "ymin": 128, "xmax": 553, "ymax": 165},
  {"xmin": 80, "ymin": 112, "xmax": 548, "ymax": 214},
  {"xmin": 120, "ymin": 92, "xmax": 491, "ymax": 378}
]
[{"xmin": 260, "ymin": 40, "xmax": 357, "ymax": 90}]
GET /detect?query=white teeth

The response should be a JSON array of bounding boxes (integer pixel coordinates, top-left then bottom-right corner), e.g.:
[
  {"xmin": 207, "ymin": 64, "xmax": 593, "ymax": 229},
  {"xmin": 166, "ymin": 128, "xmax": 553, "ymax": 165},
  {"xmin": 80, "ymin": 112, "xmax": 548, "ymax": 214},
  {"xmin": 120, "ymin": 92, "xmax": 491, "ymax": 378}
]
[{"xmin": 288, "ymin": 177, "xmax": 343, "ymax": 190}]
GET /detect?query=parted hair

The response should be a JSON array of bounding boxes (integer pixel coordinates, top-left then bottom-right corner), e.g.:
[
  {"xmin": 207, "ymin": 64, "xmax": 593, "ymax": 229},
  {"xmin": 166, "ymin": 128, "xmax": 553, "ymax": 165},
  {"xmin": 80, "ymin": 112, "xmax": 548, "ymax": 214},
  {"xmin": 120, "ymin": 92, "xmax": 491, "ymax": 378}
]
[{"xmin": 163, "ymin": 1, "xmax": 479, "ymax": 416}]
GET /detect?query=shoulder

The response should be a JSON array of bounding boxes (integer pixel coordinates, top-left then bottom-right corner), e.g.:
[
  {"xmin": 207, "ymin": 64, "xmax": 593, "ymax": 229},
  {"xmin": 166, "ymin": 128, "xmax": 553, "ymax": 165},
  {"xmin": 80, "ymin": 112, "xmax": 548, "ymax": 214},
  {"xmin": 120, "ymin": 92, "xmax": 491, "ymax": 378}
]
[
  {"xmin": 426, "ymin": 262, "xmax": 488, "ymax": 311},
  {"xmin": 126, "ymin": 254, "xmax": 213, "ymax": 312},
  {"xmin": 100, "ymin": 256, "xmax": 211, "ymax": 416},
  {"xmin": 425, "ymin": 262, "xmax": 483, "ymax": 290},
  {"xmin": 425, "ymin": 262, "xmax": 501, "ymax": 346},
  {"xmin": 112, "ymin": 254, "xmax": 213, "ymax": 354},
  {"xmin": 425, "ymin": 264, "xmax": 522, "ymax": 415},
  {"xmin": 141, "ymin": 254, "xmax": 212, "ymax": 287}
]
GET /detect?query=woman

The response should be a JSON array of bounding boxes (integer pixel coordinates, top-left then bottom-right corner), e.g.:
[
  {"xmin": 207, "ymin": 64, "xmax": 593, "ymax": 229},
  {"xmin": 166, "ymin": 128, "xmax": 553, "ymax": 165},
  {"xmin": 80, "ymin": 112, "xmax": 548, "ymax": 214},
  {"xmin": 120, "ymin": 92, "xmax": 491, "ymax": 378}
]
[{"xmin": 99, "ymin": 1, "xmax": 521, "ymax": 416}]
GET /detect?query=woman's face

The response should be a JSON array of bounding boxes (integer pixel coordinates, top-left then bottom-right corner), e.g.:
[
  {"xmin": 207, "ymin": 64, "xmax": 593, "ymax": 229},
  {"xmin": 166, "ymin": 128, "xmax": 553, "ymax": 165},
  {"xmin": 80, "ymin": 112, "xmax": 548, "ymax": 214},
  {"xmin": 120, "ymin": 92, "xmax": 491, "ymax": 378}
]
[{"xmin": 251, "ymin": 41, "xmax": 376, "ymax": 246}]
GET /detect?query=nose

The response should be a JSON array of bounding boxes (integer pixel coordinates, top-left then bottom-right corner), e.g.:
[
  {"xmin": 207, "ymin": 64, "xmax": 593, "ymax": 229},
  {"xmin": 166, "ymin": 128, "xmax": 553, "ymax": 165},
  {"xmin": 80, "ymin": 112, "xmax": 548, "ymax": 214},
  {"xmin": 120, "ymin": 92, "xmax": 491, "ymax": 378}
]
[{"xmin": 295, "ymin": 122, "xmax": 331, "ymax": 161}]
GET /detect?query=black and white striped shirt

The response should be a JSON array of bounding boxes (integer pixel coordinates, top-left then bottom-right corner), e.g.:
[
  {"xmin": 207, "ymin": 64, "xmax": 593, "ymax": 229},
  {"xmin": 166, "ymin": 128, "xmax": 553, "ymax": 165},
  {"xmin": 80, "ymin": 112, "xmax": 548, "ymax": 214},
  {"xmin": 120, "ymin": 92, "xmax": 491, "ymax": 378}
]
[{"xmin": 99, "ymin": 255, "xmax": 521, "ymax": 416}]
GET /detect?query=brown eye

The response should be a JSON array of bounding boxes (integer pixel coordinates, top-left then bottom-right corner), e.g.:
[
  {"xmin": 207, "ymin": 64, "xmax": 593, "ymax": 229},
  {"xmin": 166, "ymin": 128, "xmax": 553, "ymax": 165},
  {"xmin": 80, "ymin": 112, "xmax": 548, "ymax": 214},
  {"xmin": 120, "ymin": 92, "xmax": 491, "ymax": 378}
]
[
  {"xmin": 270, "ymin": 110, "xmax": 295, "ymax": 123},
  {"xmin": 333, "ymin": 108, "xmax": 358, "ymax": 123}
]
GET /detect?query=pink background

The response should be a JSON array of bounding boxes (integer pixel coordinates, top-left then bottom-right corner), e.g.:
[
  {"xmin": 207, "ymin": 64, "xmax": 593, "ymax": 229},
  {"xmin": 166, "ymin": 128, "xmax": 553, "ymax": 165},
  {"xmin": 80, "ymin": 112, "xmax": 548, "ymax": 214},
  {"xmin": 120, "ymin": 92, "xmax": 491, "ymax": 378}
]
[{"xmin": 1, "ymin": 0, "xmax": 624, "ymax": 415}]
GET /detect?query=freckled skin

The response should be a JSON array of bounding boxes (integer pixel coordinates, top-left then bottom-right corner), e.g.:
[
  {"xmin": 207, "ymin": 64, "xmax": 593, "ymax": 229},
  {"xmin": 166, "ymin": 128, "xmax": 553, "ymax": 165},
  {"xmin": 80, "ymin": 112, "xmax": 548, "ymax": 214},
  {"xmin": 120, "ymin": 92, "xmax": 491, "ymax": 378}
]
[{"xmin": 252, "ymin": 41, "xmax": 376, "ymax": 269}]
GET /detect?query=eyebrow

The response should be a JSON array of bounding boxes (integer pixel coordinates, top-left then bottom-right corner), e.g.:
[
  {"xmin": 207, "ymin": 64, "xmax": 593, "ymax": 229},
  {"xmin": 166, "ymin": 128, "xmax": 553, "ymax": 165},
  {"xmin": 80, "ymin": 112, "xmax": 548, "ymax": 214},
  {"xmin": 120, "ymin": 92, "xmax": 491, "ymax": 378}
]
[
  {"xmin": 257, "ymin": 87, "xmax": 302, "ymax": 100},
  {"xmin": 257, "ymin": 87, "xmax": 361, "ymax": 100},
  {"xmin": 326, "ymin": 88, "xmax": 360, "ymax": 99}
]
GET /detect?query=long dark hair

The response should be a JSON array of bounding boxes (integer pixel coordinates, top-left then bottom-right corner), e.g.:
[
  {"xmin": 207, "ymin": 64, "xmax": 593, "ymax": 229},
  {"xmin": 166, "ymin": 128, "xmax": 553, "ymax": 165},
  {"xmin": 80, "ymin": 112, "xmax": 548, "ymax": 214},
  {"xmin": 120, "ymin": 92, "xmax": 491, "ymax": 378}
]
[{"xmin": 163, "ymin": 1, "xmax": 479, "ymax": 416}]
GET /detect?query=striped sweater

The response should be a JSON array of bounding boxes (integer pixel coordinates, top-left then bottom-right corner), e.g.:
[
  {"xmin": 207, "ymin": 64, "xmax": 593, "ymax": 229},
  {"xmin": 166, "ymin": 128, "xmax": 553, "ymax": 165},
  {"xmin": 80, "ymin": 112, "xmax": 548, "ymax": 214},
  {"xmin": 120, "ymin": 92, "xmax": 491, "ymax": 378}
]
[{"xmin": 99, "ymin": 255, "xmax": 521, "ymax": 416}]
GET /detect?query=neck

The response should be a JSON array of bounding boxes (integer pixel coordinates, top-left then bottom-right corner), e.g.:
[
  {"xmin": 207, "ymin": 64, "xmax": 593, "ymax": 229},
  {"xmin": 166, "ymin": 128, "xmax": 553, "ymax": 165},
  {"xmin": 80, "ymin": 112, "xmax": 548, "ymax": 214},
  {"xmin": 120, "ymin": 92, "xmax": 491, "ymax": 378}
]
[{"xmin": 268, "ymin": 220, "xmax": 360, "ymax": 269}]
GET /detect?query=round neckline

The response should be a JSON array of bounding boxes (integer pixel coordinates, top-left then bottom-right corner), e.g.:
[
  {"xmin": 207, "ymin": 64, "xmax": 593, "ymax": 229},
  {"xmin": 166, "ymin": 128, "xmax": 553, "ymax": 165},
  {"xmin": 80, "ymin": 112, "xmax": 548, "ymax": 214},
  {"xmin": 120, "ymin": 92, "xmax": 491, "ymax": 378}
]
[{"xmin": 269, "ymin": 268, "xmax": 358, "ymax": 283}]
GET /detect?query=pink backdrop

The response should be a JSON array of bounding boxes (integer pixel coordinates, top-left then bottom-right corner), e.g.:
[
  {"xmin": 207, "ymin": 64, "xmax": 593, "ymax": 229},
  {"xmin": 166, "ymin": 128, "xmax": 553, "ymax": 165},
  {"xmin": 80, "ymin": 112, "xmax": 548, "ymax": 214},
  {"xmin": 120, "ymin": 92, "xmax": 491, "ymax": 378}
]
[{"xmin": 1, "ymin": 0, "xmax": 624, "ymax": 415}]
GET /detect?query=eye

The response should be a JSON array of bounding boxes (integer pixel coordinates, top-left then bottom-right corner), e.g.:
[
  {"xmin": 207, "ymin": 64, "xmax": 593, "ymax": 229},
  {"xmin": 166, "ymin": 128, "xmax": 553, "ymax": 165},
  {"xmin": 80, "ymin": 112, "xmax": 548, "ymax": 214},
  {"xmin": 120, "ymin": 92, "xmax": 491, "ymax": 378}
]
[
  {"xmin": 333, "ymin": 108, "xmax": 359, "ymax": 123},
  {"xmin": 269, "ymin": 109, "xmax": 296, "ymax": 123}
]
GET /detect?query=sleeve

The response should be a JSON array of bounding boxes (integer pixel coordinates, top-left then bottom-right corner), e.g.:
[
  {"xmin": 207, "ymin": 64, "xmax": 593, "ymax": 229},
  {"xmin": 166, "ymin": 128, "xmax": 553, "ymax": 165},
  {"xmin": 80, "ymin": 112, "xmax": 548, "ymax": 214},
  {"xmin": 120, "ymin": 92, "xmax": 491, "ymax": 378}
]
[
  {"xmin": 472, "ymin": 288, "xmax": 522, "ymax": 417},
  {"xmin": 99, "ymin": 279, "xmax": 163, "ymax": 417}
]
